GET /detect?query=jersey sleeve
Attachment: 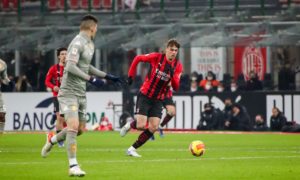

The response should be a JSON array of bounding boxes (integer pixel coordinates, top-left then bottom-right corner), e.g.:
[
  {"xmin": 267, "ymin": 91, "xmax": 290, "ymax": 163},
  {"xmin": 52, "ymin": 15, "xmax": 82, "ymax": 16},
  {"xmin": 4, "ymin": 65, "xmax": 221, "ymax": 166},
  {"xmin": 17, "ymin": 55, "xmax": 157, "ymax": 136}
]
[
  {"xmin": 128, "ymin": 53, "xmax": 159, "ymax": 78},
  {"xmin": 66, "ymin": 39, "xmax": 83, "ymax": 64},
  {"xmin": 45, "ymin": 66, "xmax": 55, "ymax": 89},
  {"xmin": 65, "ymin": 38, "xmax": 90, "ymax": 81},
  {"xmin": 171, "ymin": 62, "xmax": 183, "ymax": 91}
]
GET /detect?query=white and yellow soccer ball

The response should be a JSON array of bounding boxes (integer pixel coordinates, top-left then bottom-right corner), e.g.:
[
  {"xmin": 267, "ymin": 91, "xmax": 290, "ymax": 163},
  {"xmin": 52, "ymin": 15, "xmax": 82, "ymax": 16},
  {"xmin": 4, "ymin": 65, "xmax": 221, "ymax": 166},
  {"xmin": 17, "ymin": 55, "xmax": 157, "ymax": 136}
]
[{"xmin": 189, "ymin": 140, "xmax": 205, "ymax": 157}]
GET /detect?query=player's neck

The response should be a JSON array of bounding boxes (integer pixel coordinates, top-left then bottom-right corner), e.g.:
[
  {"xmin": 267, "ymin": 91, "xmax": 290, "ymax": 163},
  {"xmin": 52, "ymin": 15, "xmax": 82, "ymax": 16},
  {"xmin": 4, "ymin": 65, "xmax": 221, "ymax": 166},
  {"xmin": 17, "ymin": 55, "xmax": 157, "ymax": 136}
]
[{"xmin": 80, "ymin": 30, "xmax": 92, "ymax": 40}]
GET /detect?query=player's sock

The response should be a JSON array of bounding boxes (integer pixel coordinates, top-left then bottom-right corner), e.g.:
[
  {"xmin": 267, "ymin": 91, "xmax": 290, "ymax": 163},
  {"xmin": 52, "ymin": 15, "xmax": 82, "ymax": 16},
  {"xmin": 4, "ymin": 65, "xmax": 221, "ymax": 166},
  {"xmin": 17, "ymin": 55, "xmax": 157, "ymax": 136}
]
[
  {"xmin": 132, "ymin": 129, "xmax": 153, "ymax": 149},
  {"xmin": 0, "ymin": 113, "xmax": 5, "ymax": 134},
  {"xmin": 51, "ymin": 128, "xmax": 67, "ymax": 144},
  {"xmin": 160, "ymin": 114, "xmax": 173, "ymax": 127},
  {"xmin": 0, "ymin": 122, "xmax": 4, "ymax": 134},
  {"xmin": 56, "ymin": 130, "xmax": 64, "ymax": 146},
  {"xmin": 130, "ymin": 120, "xmax": 137, "ymax": 129},
  {"xmin": 66, "ymin": 130, "xmax": 78, "ymax": 167}
]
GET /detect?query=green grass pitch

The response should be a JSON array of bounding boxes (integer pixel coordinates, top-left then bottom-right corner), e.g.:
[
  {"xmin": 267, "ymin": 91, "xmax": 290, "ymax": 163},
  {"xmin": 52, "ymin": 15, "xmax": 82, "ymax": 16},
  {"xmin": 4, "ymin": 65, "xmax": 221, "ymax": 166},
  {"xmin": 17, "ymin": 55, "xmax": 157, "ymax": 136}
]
[{"xmin": 0, "ymin": 131, "xmax": 300, "ymax": 180}]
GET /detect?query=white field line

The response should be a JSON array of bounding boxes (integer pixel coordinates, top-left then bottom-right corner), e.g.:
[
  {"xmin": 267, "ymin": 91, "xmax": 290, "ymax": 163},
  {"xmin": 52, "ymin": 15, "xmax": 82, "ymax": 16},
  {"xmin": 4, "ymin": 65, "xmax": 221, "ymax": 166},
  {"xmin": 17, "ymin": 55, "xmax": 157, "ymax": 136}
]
[
  {"xmin": 1, "ymin": 155, "xmax": 300, "ymax": 165},
  {"xmin": 1, "ymin": 148, "xmax": 300, "ymax": 153}
]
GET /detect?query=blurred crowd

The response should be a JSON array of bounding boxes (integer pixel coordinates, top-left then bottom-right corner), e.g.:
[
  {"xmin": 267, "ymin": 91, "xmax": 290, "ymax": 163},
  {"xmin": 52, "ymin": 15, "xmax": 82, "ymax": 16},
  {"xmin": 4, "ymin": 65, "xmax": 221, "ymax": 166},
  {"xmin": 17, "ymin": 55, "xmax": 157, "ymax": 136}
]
[{"xmin": 196, "ymin": 99, "xmax": 300, "ymax": 132}]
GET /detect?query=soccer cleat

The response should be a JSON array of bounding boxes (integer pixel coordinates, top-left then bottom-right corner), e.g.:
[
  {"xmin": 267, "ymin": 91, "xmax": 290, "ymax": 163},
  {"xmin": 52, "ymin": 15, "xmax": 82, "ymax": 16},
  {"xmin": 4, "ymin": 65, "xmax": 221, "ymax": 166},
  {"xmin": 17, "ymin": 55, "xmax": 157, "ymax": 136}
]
[
  {"xmin": 41, "ymin": 132, "xmax": 54, "ymax": 158},
  {"xmin": 150, "ymin": 135, "xmax": 155, "ymax": 141},
  {"xmin": 57, "ymin": 141, "xmax": 64, "ymax": 148},
  {"xmin": 69, "ymin": 165, "xmax": 86, "ymax": 177},
  {"xmin": 127, "ymin": 149, "xmax": 142, "ymax": 157},
  {"xmin": 120, "ymin": 121, "xmax": 131, "ymax": 137},
  {"xmin": 41, "ymin": 142, "xmax": 53, "ymax": 158},
  {"xmin": 158, "ymin": 128, "xmax": 164, "ymax": 138}
]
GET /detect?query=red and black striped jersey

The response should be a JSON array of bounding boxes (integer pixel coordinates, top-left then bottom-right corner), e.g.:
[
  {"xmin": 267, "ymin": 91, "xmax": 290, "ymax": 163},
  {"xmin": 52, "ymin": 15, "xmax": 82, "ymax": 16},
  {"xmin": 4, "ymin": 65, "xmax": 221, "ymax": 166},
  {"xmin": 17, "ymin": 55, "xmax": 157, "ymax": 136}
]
[
  {"xmin": 128, "ymin": 52, "xmax": 183, "ymax": 100},
  {"xmin": 165, "ymin": 88, "xmax": 173, "ymax": 99},
  {"xmin": 45, "ymin": 64, "xmax": 64, "ymax": 97}
]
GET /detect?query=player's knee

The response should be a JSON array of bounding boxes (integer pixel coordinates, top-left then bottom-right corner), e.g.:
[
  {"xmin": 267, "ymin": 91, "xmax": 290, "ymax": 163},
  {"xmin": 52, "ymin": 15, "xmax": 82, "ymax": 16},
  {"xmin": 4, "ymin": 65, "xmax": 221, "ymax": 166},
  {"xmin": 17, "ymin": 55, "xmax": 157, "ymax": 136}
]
[
  {"xmin": 0, "ymin": 113, "xmax": 5, "ymax": 122},
  {"xmin": 77, "ymin": 130, "xmax": 84, "ymax": 136},
  {"xmin": 167, "ymin": 110, "xmax": 176, "ymax": 117},
  {"xmin": 148, "ymin": 125, "xmax": 158, "ymax": 133},
  {"xmin": 136, "ymin": 123, "xmax": 146, "ymax": 130}
]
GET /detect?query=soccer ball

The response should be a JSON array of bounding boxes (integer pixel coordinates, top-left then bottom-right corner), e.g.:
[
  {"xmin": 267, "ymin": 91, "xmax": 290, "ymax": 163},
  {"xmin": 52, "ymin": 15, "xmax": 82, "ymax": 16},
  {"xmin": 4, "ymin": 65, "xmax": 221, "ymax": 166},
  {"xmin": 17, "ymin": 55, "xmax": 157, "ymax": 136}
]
[{"xmin": 189, "ymin": 140, "xmax": 205, "ymax": 157}]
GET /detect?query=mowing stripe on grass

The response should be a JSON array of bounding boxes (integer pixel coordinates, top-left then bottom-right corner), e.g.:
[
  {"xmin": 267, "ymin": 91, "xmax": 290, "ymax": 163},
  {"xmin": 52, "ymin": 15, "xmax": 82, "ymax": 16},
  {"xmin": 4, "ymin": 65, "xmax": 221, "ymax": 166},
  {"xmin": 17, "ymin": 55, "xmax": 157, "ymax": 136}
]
[{"xmin": 1, "ymin": 155, "xmax": 300, "ymax": 165}]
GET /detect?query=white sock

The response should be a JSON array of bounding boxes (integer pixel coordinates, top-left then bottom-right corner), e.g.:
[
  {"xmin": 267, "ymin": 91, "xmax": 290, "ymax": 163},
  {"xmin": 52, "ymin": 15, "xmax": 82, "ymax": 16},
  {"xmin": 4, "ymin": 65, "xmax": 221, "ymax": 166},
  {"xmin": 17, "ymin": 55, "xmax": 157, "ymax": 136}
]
[
  {"xmin": 69, "ymin": 158, "xmax": 78, "ymax": 167},
  {"xmin": 50, "ymin": 135, "xmax": 58, "ymax": 144},
  {"xmin": 128, "ymin": 146, "xmax": 136, "ymax": 151}
]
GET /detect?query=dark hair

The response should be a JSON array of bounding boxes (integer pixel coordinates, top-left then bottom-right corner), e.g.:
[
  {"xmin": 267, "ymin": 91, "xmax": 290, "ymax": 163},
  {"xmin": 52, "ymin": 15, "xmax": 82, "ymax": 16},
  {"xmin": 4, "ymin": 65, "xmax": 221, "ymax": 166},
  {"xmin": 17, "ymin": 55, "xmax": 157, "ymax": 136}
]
[
  {"xmin": 166, "ymin": 39, "xmax": 180, "ymax": 49},
  {"xmin": 56, "ymin": 47, "xmax": 67, "ymax": 57},
  {"xmin": 81, "ymin": 14, "xmax": 98, "ymax": 23}
]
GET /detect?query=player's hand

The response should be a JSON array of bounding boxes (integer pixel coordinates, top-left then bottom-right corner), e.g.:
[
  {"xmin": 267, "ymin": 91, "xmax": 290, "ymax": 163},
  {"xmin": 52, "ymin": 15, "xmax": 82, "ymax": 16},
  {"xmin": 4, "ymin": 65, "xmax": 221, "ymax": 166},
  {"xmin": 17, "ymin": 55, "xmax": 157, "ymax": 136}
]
[
  {"xmin": 105, "ymin": 73, "xmax": 127, "ymax": 88},
  {"xmin": 53, "ymin": 86, "xmax": 60, "ymax": 92},
  {"xmin": 105, "ymin": 73, "xmax": 120, "ymax": 82},
  {"xmin": 127, "ymin": 76, "xmax": 133, "ymax": 85},
  {"xmin": 89, "ymin": 76, "xmax": 104, "ymax": 88}
]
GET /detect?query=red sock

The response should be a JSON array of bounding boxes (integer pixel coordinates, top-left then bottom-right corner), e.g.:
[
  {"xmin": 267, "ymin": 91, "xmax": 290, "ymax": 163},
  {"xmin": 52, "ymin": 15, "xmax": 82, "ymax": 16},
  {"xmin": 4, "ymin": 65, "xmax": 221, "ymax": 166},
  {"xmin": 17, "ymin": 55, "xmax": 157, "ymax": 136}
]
[
  {"xmin": 160, "ymin": 114, "xmax": 173, "ymax": 127},
  {"xmin": 132, "ymin": 129, "xmax": 153, "ymax": 149},
  {"xmin": 130, "ymin": 120, "xmax": 137, "ymax": 129}
]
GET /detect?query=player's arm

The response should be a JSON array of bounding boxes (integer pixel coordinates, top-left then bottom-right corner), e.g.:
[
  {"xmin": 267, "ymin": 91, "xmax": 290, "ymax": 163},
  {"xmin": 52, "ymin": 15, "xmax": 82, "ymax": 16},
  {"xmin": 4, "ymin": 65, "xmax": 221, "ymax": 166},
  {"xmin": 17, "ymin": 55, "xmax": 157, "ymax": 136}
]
[
  {"xmin": 89, "ymin": 65, "xmax": 122, "ymax": 83},
  {"xmin": 89, "ymin": 65, "xmax": 106, "ymax": 78},
  {"xmin": 45, "ymin": 66, "xmax": 55, "ymax": 89},
  {"xmin": 128, "ymin": 53, "xmax": 158, "ymax": 83},
  {"xmin": 0, "ymin": 63, "xmax": 10, "ymax": 85},
  {"xmin": 65, "ymin": 43, "xmax": 90, "ymax": 81},
  {"xmin": 170, "ymin": 63, "xmax": 183, "ymax": 91},
  {"xmin": 65, "ymin": 43, "xmax": 103, "ymax": 87}
]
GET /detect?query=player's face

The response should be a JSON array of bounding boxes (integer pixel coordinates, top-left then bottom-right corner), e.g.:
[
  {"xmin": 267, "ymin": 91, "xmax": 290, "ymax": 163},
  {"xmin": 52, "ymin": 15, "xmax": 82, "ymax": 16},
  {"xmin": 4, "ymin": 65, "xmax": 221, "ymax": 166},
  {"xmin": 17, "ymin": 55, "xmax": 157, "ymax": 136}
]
[
  {"xmin": 165, "ymin": 45, "xmax": 178, "ymax": 61},
  {"xmin": 90, "ymin": 24, "xmax": 98, "ymax": 40},
  {"xmin": 58, "ymin": 50, "xmax": 67, "ymax": 66}
]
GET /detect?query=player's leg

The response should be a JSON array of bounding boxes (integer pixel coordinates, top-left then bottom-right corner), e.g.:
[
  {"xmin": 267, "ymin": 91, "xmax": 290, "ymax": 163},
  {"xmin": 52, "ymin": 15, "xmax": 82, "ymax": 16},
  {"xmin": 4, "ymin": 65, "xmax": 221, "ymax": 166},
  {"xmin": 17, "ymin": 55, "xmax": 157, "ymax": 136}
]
[
  {"xmin": 68, "ymin": 96, "xmax": 87, "ymax": 177},
  {"xmin": 0, "ymin": 112, "xmax": 6, "ymax": 134},
  {"xmin": 56, "ymin": 112, "xmax": 65, "ymax": 147},
  {"xmin": 0, "ymin": 94, "xmax": 6, "ymax": 134},
  {"xmin": 126, "ymin": 114, "xmax": 147, "ymax": 157},
  {"xmin": 161, "ymin": 103, "xmax": 176, "ymax": 127},
  {"xmin": 120, "ymin": 93, "xmax": 148, "ymax": 137},
  {"xmin": 127, "ymin": 100, "xmax": 162, "ymax": 157},
  {"xmin": 159, "ymin": 102, "xmax": 176, "ymax": 137}
]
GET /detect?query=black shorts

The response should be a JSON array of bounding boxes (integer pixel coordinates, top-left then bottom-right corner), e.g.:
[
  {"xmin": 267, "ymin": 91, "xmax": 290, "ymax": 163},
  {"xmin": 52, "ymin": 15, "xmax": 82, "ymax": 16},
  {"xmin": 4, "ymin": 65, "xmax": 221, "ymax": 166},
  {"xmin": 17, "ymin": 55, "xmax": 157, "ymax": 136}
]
[
  {"xmin": 162, "ymin": 97, "xmax": 175, "ymax": 107},
  {"xmin": 135, "ymin": 93, "xmax": 163, "ymax": 118},
  {"xmin": 53, "ymin": 97, "xmax": 59, "ymax": 113}
]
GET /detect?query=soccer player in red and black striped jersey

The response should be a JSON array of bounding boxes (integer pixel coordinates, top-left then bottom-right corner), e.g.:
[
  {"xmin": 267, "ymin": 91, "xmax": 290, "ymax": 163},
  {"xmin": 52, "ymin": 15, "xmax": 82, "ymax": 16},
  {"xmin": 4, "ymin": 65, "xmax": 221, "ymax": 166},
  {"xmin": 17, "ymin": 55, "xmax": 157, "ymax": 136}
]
[
  {"xmin": 45, "ymin": 47, "xmax": 67, "ymax": 147},
  {"xmin": 120, "ymin": 39, "xmax": 183, "ymax": 157}
]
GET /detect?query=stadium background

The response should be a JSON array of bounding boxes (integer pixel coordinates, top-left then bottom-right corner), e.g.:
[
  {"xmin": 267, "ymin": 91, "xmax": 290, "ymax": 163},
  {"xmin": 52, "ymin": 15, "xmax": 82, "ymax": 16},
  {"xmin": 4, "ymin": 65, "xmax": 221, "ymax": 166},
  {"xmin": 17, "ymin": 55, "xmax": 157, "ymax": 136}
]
[
  {"xmin": 1, "ymin": 0, "xmax": 300, "ymax": 131},
  {"xmin": 1, "ymin": 1, "xmax": 300, "ymax": 180}
]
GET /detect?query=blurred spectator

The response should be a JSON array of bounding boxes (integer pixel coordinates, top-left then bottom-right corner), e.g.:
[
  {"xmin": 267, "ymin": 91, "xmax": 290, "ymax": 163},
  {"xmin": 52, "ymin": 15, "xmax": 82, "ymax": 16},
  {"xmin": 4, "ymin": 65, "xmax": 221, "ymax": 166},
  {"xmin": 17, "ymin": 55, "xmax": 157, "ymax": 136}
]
[
  {"xmin": 278, "ymin": 63, "xmax": 295, "ymax": 90},
  {"xmin": 222, "ymin": 98, "xmax": 233, "ymax": 129},
  {"xmin": 1, "ymin": 75, "xmax": 15, "ymax": 92},
  {"xmin": 26, "ymin": 58, "xmax": 40, "ymax": 91},
  {"xmin": 230, "ymin": 79, "xmax": 239, "ymax": 92},
  {"xmin": 236, "ymin": 73, "xmax": 246, "ymax": 90},
  {"xmin": 225, "ymin": 103, "xmax": 251, "ymax": 131},
  {"xmin": 197, "ymin": 103, "xmax": 222, "ymax": 130},
  {"xmin": 295, "ymin": 65, "xmax": 300, "ymax": 90},
  {"xmin": 217, "ymin": 82, "xmax": 225, "ymax": 93},
  {"xmin": 253, "ymin": 114, "xmax": 268, "ymax": 131},
  {"xmin": 245, "ymin": 70, "xmax": 263, "ymax": 91},
  {"xmin": 199, "ymin": 71, "xmax": 219, "ymax": 91},
  {"xmin": 190, "ymin": 77, "xmax": 199, "ymax": 92},
  {"xmin": 270, "ymin": 107, "xmax": 287, "ymax": 131},
  {"xmin": 15, "ymin": 75, "xmax": 32, "ymax": 92}
]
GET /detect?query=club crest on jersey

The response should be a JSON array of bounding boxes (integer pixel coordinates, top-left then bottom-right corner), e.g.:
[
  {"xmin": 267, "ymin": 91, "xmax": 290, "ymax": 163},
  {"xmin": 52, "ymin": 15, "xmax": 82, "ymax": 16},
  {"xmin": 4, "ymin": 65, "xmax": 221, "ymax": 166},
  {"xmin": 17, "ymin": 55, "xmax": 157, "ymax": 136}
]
[{"xmin": 155, "ymin": 69, "xmax": 170, "ymax": 81}]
